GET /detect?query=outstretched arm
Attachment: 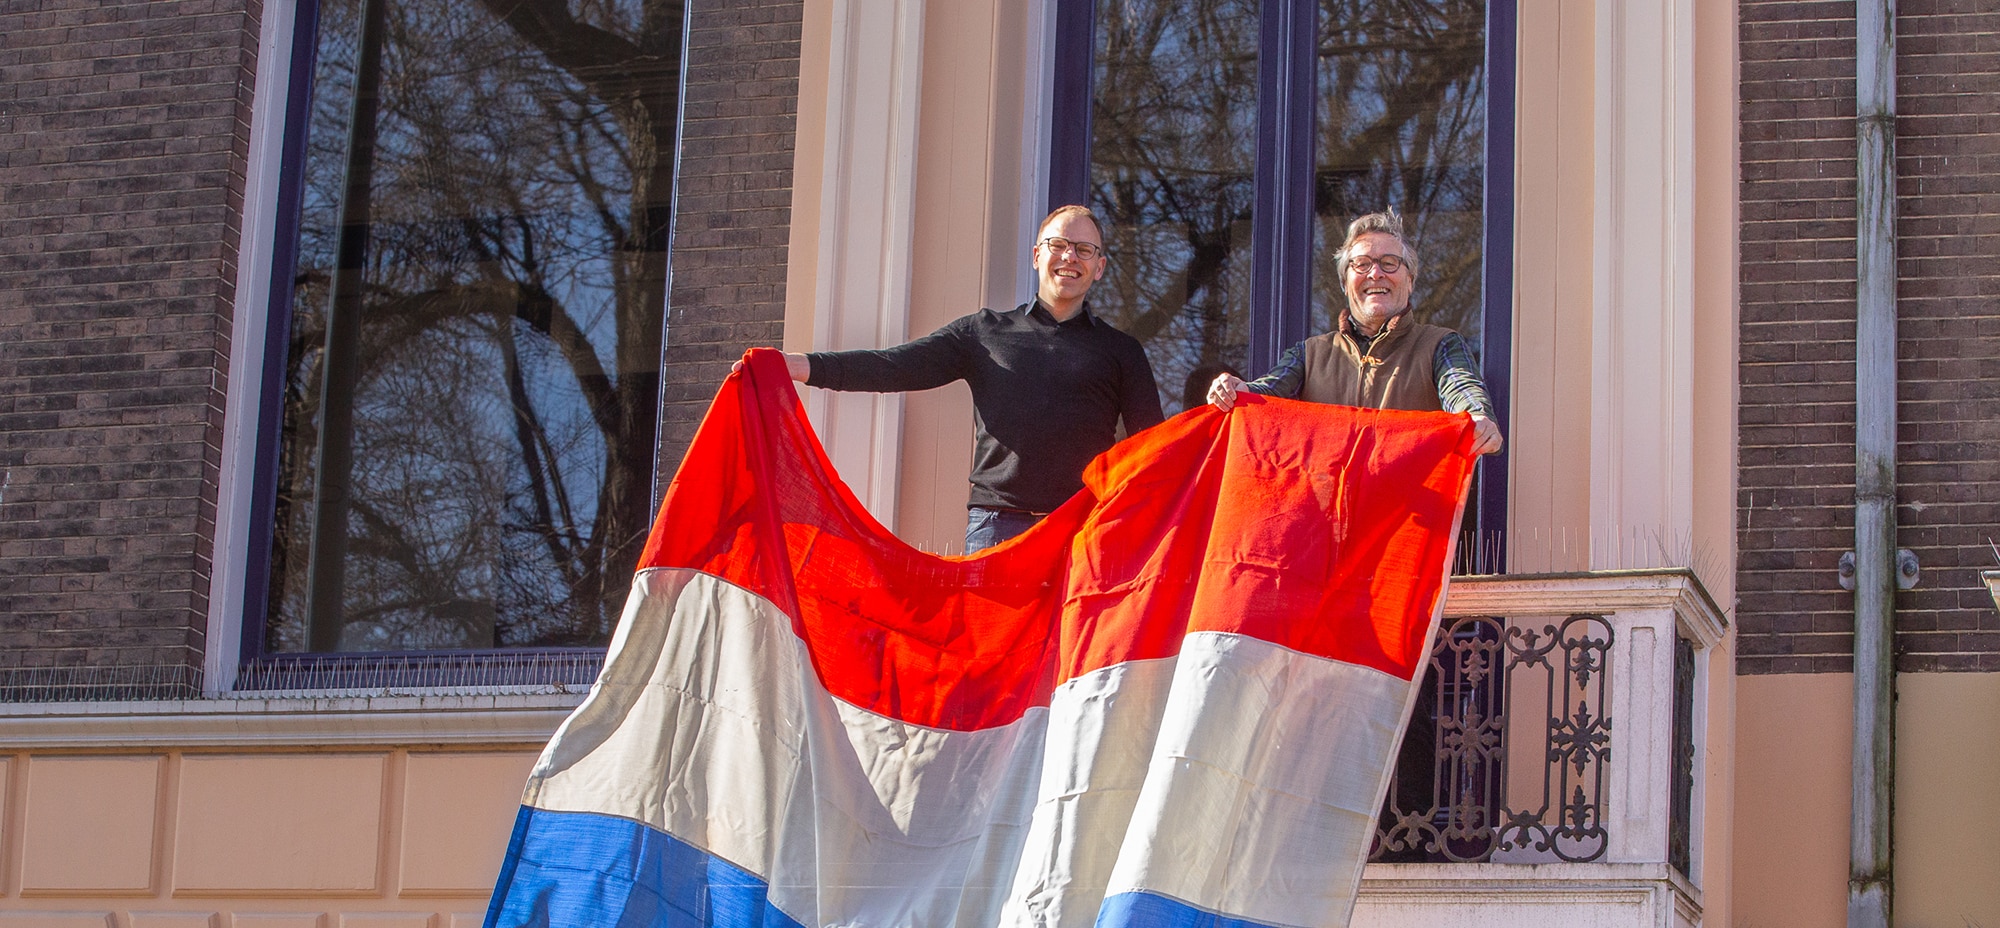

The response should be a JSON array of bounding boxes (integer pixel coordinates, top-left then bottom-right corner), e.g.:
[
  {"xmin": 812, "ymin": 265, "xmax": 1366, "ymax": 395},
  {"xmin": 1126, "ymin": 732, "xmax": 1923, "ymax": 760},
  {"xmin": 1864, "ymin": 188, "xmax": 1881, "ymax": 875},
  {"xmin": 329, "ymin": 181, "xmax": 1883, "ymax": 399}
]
[
  {"xmin": 796, "ymin": 325, "xmax": 969, "ymax": 393},
  {"xmin": 729, "ymin": 323, "xmax": 967, "ymax": 392},
  {"xmin": 1209, "ymin": 342, "xmax": 1307, "ymax": 411}
]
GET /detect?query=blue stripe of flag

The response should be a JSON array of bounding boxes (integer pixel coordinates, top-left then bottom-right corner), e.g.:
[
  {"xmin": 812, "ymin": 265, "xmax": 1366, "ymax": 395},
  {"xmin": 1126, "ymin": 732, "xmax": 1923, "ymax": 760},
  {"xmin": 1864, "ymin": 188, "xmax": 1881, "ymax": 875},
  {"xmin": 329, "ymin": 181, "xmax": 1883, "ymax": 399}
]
[
  {"xmin": 483, "ymin": 807, "xmax": 806, "ymax": 928},
  {"xmin": 1095, "ymin": 890, "xmax": 1288, "ymax": 928}
]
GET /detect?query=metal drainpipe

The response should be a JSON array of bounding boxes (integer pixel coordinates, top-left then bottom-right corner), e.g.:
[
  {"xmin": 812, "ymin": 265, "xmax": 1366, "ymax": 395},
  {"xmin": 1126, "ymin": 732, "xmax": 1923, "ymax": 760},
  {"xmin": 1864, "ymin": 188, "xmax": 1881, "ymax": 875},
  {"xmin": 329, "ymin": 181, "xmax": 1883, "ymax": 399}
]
[{"xmin": 1850, "ymin": 0, "xmax": 1897, "ymax": 925}]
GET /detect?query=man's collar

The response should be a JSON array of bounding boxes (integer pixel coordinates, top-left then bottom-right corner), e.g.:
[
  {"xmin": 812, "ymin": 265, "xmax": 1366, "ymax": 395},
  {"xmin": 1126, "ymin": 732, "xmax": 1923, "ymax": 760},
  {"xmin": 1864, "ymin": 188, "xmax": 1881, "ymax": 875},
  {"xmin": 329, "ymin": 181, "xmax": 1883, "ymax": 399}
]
[
  {"xmin": 1027, "ymin": 298, "xmax": 1099, "ymax": 328},
  {"xmin": 1340, "ymin": 309, "xmax": 1411, "ymax": 340}
]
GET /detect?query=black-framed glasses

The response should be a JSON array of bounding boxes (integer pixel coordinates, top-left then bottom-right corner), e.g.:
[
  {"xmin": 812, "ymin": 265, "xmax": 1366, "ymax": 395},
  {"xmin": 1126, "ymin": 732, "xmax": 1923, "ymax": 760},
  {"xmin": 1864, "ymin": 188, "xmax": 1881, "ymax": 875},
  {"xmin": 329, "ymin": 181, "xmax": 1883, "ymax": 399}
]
[
  {"xmin": 1039, "ymin": 236, "xmax": 1102, "ymax": 260},
  {"xmin": 1348, "ymin": 254, "xmax": 1406, "ymax": 275}
]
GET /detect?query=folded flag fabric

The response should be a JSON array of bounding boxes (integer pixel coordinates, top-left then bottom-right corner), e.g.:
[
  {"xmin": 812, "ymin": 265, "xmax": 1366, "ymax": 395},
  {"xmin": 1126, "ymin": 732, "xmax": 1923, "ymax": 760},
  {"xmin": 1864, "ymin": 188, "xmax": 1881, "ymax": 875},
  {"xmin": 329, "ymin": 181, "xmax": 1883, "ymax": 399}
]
[{"xmin": 484, "ymin": 347, "xmax": 1479, "ymax": 928}]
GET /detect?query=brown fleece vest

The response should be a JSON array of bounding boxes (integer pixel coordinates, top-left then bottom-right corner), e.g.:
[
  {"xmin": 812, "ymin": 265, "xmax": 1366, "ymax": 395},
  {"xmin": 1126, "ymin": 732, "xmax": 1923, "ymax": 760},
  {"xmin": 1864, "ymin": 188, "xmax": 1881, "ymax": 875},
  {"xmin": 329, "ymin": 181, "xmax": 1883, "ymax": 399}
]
[{"xmin": 1297, "ymin": 315, "xmax": 1451, "ymax": 411}]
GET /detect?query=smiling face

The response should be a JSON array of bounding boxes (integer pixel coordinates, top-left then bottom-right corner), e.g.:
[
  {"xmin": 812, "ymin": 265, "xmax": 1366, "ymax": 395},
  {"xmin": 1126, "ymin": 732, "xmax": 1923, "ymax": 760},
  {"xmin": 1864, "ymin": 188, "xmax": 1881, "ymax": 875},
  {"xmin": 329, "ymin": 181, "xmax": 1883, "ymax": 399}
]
[
  {"xmin": 1032, "ymin": 212, "xmax": 1107, "ymax": 319},
  {"xmin": 1342, "ymin": 231, "xmax": 1415, "ymax": 334}
]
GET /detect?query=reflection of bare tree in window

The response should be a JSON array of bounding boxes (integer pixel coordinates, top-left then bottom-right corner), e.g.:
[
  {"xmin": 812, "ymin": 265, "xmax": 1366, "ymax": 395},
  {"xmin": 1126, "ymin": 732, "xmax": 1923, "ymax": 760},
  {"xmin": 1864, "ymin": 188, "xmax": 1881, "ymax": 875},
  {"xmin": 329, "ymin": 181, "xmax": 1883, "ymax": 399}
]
[
  {"xmin": 1315, "ymin": 0, "xmax": 1485, "ymax": 344},
  {"xmin": 268, "ymin": 0, "xmax": 682, "ymax": 652},
  {"xmin": 1089, "ymin": 0, "xmax": 1260, "ymax": 414},
  {"xmin": 1086, "ymin": 0, "xmax": 1485, "ymax": 414}
]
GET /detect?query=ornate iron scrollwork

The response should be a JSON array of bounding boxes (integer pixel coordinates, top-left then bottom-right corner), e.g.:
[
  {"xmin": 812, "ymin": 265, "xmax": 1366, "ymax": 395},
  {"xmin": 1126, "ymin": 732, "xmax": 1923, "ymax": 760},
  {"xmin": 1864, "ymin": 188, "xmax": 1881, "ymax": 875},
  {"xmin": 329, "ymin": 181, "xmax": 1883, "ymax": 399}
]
[
  {"xmin": 1669, "ymin": 634, "xmax": 1697, "ymax": 876},
  {"xmin": 1372, "ymin": 613, "xmax": 1616, "ymax": 863}
]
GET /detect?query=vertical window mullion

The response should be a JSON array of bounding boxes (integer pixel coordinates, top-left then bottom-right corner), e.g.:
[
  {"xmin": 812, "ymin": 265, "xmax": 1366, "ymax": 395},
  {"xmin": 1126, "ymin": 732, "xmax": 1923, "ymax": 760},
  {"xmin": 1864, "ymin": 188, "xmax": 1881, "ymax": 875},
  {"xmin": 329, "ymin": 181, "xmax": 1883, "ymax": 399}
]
[
  {"xmin": 1047, "ymin": 0, "xmax": 1098, "ymax": 212},
  {"xmin": 1248, "ymin": 0, "xmax": 1316, "ymax": 376},
  {"xmin": 304, "ymin": 0, "xmax": 388, "ymax": 651},
  {"xmin": 1476, "ymin": 0, "xmax": 1516, "ymax": 567}
]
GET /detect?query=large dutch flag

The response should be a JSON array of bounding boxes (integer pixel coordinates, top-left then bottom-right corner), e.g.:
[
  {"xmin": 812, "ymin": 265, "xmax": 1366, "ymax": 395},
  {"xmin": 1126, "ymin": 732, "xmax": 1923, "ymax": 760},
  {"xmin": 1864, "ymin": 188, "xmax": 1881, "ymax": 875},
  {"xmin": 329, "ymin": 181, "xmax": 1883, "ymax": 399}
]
[{"xmin": 485, "ymin": 348, "xmax": 1478, "ymax": 928}]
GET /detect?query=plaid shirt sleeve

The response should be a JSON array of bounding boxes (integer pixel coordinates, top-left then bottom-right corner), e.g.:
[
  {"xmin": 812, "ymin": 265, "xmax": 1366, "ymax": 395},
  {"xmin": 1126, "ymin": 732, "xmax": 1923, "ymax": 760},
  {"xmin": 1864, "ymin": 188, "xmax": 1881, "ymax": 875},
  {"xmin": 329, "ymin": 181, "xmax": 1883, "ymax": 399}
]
[
  {"xmin": 1242, "ymin": 341, "xmax": 1307, "ymax": 398},
  {"xmin": 1433, "ymin": 332, "xmax": 1496, "ymax": 418}
]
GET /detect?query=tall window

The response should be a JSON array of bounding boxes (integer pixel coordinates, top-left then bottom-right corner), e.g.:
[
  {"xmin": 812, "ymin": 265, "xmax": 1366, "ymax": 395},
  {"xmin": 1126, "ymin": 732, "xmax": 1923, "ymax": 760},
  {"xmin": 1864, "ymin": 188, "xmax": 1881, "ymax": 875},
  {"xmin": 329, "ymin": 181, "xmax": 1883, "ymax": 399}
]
[
  {"xmin": 248, "ymin": 0, "xmax": 683, "ymax": 663},
  {"xmin": 1052, "ymin": 0, "xmax": 1512, "ymax": 556}
]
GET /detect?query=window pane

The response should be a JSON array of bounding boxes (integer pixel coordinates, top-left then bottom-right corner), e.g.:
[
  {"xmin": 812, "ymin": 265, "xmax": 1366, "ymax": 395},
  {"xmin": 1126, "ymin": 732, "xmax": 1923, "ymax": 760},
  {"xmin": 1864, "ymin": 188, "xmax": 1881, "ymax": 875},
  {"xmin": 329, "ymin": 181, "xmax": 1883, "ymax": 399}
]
[
  {"xmin": 267, "ymin": 0, "xmax": 677, "ymax": 653},
  {"xmin": 1088, "ymin": 0, "xmax": 1262, "ymax": 415},
  {"xmin": 1312, "ymin": 0, "xmax": 1486, "ymax": 351}
]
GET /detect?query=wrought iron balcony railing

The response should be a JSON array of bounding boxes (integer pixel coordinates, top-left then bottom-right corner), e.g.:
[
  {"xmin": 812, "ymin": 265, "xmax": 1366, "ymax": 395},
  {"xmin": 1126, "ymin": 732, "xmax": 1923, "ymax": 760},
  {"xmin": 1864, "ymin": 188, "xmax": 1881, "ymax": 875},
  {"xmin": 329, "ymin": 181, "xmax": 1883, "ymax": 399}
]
[{"xmin": 1370, "ymin": 569, "xmax": 1726, "ymax": 880}]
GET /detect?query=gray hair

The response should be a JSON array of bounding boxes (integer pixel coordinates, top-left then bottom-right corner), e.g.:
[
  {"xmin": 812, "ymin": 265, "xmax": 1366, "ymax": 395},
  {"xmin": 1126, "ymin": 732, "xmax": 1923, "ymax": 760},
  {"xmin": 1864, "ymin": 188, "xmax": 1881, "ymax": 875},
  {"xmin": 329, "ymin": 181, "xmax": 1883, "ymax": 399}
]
[{"xmin": 1333, "ymin": 209, "xmax": 1421, "ymax": 281}]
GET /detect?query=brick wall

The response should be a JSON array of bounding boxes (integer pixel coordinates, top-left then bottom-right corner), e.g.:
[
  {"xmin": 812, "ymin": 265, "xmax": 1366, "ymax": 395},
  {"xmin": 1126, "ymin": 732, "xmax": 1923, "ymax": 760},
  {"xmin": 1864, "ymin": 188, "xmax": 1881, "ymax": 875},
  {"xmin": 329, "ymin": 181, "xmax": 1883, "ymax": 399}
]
[
  {"xmin": 1738, "ymin": 0, "xmax": 2000, "ymax": 674},
  {"xmin": 0, "ymin": 1, "xmax": 260, "ymax": 696},
  {"xmin": 657, "ymin": 0, "xmax": 804, "ymax": 484}
]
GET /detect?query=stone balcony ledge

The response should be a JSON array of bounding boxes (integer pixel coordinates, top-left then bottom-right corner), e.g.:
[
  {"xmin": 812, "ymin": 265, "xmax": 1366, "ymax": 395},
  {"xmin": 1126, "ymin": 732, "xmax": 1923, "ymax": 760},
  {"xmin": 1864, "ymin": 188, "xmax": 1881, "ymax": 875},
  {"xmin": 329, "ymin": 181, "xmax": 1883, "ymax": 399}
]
[{"xmin": 1357, "ymin": 861, "xmax": 1701, "ymax": 928}]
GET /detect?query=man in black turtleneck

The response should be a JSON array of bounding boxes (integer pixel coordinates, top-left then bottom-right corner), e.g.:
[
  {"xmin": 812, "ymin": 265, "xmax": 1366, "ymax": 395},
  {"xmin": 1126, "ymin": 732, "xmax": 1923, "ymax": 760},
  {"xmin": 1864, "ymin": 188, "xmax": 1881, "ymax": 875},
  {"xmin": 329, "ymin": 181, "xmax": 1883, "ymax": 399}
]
[{"xmin": 764, "ymin": 205, "xmax": 1162, "ymax": 553}]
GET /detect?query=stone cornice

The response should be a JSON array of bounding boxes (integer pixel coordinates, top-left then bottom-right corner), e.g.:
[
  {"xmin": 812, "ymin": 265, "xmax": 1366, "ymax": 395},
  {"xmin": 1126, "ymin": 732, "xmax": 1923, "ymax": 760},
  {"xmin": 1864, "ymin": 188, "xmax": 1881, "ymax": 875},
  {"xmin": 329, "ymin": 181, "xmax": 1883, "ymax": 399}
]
[
  {"xmin": 0, "ymin": 692, "xmax": 584, "ymax": 750},
  {"xmin": 1444, "ymin": 568, "xmax": 1729, "ymax": 648},
  {"xmin": 1359, "ymin": 860, "xmax": 1702, "ymax": 911}
]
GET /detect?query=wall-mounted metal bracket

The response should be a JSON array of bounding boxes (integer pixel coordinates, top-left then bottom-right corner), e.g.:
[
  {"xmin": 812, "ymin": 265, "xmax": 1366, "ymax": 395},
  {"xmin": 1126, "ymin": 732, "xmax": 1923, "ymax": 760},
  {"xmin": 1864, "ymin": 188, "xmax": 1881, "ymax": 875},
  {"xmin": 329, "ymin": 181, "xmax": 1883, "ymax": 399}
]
[{"xmin": 1839, "ymin": 550, "xmax": 1920, "ymax": 591}]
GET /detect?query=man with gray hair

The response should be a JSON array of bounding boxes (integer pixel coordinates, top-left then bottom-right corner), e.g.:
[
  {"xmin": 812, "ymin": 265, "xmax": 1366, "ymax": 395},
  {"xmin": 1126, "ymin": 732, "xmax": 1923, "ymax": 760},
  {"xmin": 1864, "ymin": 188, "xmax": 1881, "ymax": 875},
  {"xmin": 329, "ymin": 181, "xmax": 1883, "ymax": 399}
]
[{"xmin": 1207, "ymin": 210, "xmax": 1503, "ymax": 455}]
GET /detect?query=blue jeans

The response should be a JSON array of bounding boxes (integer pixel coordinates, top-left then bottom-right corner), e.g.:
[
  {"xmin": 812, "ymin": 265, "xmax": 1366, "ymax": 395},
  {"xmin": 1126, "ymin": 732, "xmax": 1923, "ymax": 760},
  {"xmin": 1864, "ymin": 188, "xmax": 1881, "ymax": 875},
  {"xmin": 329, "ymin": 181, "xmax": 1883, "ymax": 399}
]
[{"xmin": 963, "ymin": 507, "xmax": 1044, "ymax": 554}]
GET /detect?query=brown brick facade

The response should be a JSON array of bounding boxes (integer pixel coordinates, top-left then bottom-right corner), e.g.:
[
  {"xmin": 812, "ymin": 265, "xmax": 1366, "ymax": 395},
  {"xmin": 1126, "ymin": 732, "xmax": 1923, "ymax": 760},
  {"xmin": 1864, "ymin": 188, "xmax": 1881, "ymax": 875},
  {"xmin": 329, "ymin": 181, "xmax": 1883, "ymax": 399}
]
[
  {"xmin": 657, "ymin": 0, "xmax": 804, "ymax": 485},
  {"xmin": 1738, "ymin": 1, "xmax": 2000, "ymax": 674},
  {"xmin": 0, "ymin": 0, "xmax": 262, "ymax": 695}
]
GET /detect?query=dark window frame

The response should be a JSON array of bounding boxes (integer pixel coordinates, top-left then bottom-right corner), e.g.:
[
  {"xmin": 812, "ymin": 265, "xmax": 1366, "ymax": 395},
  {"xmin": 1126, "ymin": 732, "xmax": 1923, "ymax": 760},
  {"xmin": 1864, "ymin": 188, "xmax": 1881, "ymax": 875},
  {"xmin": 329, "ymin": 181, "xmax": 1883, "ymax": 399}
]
[
  {"xmin": 1050, "ymin": 0, "xmax": 1515, "ymax": 566},
  {"xmin": 237, "ymin": 0, "xmax": 322, "ymax": 685}
]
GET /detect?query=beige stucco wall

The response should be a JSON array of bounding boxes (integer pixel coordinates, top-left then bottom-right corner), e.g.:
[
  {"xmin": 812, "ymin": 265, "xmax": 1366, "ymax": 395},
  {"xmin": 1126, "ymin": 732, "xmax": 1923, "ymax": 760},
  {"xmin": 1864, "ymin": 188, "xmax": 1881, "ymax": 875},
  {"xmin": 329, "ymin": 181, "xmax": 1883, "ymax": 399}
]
[
  {"xmin": 1512, "ymin": 1, "xmax": 1741, "ymax": 914},
  {"xmin": 1732, "ymin": 673, "xmax": 1852, "ymax": 928},
  {"xmin": 782, "ymin": 1, "xmax": 832, "ymax": 366},
  {"xmin": 1, "ymin": 677, "xmax": 1976, "ymax": 927},
  {"xmin": 1689, "ymin": 0, "xmax": 1739, "ymax": 920},
  {"xmin": 1509, "ymin": 0, "xmax": 1597, "ymax": 577},
  {"xmin": 1509, "ymin": 0, "xmax": 1738, "ymax": 589},
  {"xmin": 0, "ymin": 747, "xmax": 537, "ymax": 924},
  {"xmin": 1893, "ymin": 672, "xmax": 2000, "ymax": 928}
]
